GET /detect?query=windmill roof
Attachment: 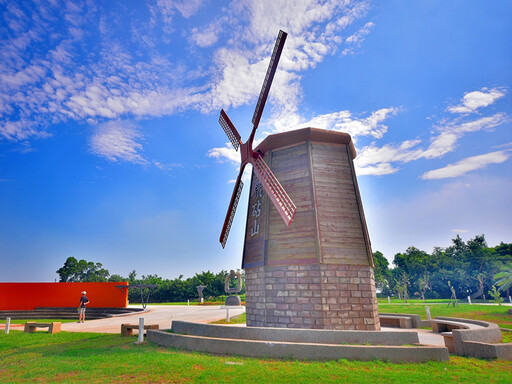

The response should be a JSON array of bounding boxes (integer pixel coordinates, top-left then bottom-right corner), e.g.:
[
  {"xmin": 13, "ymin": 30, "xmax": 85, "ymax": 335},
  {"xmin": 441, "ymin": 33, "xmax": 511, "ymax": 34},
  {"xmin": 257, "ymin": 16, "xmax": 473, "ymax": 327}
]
[{"xmin": 255, "ymin": 127, "xmax": 357, "ymax": 159}]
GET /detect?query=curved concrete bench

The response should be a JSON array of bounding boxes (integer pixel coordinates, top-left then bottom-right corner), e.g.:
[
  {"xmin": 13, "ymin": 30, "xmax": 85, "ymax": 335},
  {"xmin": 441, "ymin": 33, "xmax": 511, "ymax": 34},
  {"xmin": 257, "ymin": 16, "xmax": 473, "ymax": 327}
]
[
  {"xmin": 121, "ymin": 323, "xmax": 159, "ymax": 336},
  {"xmin": 378, "ymin": 313, "xmax": 424, "ymax": 328},
  {"xmin": 432, "ymin": 317, "xmax": 510, "ymax": 359},
  {"xmin": 147, "ymin": 321, "xmax": 449, "ymax": 362},
  {"xmin": 379, "ymin": 315, "xmax": 412, "ymax": 328},
  {"xmin": 431, "ymin": 318, "xmax": 471, "ymax": 352}
]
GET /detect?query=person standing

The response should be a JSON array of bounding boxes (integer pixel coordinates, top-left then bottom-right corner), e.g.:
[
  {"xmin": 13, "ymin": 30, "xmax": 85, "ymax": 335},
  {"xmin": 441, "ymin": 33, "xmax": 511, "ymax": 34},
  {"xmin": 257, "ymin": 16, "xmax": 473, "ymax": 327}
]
[{"xmin": 78, "ymin": 291, "xmax": 89, "ymax": 323}]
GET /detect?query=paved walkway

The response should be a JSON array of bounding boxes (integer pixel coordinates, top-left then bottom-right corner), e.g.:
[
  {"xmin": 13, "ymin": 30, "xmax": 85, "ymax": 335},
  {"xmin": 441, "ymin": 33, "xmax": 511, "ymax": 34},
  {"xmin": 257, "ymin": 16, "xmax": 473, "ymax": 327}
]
[{"xmin": 60, "ymin": 305, "xmax": 246, "ymax": 333}]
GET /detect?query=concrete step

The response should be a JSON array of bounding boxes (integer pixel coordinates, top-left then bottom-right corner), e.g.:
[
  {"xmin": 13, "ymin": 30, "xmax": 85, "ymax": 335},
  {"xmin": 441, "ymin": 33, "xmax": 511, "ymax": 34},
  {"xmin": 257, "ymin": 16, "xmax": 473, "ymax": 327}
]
[{"xmin": 148, "ymin": 326, "xmax": 450, "ymax": 363}]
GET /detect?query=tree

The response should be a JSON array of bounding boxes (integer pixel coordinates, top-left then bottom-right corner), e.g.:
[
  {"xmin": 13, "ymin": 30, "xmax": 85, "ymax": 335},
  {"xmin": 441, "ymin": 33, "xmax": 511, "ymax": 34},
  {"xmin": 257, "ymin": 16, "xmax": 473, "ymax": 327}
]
[
  {"xmin": 128, "ymin": 270, "xmax": 137, "ymax": 283},
  {"xmin": 392, "ymin": 247, "xmax": 433, "ymax": 297},
  {"xmin": 488, "ymin": 285, "xmax": 504, "ymax": 305},
  {"xmin": 108, "ymin": 274, "xmax": 127, "ymax": 282},
  {"xmin": 373, "ymin": 251, "xmax": 392, "ymax": 295},
  {"xmin": 56, "ymin": 256, "xmax": 110, "ymax": 282},
  {"xmin": 395, "ymin": 271, "xmax": 410, "ymax": 302},
  {"xmin": 494, "ymin": 263, "xmax": 512, "ymax": 295},
  {"xmin": 417, "ymin": 273, "xmax": 431, "ymax": 302}
]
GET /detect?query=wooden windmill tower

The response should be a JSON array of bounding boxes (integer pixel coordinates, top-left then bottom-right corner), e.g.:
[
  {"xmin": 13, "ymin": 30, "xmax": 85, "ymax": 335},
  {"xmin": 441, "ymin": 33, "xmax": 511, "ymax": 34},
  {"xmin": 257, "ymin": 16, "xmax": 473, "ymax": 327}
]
[{"xmin": 217, "ymin": 31, "xmax": 380, "ymax": 331}]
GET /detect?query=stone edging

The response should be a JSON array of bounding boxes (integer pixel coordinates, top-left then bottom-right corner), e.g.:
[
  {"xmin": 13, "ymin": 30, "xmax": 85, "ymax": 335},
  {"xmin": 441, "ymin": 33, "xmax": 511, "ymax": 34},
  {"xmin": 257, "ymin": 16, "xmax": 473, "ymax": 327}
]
[
  {"xmin": 434, "ymin": 316, "xmax": 512, "ymax": 360},
  {"xmin": 147, "ymin": 320, "xmax": 449, "ymax": 363}
]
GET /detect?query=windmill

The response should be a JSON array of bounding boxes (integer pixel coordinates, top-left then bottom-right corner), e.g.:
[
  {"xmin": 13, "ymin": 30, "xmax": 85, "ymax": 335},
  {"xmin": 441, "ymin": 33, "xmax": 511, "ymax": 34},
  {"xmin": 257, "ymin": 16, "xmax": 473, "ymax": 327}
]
[{"xmin": 218, "ymin": 30, "xmax": 297, "ymax": 248}]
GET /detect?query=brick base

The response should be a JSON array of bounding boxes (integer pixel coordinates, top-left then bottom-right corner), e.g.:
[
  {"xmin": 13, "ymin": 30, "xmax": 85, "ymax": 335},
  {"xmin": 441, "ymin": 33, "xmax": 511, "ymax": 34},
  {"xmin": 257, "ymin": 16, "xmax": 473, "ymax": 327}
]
[{"xmin": 245, "ymin": 264, "xmax": 380, "ymax": 331}]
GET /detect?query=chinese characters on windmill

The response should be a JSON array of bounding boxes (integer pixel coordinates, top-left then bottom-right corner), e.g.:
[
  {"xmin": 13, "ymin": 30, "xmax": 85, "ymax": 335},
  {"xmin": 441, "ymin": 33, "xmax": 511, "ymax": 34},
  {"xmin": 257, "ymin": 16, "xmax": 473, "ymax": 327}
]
[{"xmin": 250, "ymin": 182, "xmax": 263, "ymax": 237}]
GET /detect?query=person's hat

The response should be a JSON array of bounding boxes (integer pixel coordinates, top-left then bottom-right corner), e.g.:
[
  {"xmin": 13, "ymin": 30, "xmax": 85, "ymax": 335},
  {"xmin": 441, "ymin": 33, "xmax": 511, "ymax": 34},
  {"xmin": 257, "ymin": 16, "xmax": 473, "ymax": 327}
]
[{"xmin": 81, "ymin": 291, "xmax": 86, "ymax": 294}]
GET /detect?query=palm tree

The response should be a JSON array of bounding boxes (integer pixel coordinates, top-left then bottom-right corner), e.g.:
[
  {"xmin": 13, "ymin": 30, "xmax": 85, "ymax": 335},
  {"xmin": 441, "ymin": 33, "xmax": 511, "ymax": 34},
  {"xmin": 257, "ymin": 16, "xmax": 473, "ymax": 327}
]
[{"xmin": 494, "ymin": 264, "xmax": 512, "ymax": 298}]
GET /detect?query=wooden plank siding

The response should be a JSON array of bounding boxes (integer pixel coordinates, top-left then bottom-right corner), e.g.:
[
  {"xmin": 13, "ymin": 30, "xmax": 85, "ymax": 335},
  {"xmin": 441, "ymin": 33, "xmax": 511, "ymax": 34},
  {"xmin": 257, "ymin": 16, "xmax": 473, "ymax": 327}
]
[
  {"xmin": 311, "ymin": 143, "xmax": 368, "ymax": 265},
  {"xmin": 267, "ymin": 143, "xmax": 317, "ymax": 265}
]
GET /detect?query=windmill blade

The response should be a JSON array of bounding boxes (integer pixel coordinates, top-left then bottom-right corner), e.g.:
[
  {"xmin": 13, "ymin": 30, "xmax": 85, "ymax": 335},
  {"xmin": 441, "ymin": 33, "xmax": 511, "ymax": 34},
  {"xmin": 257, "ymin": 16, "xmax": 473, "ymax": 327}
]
[
  {"xmin": 252, "ymin": 156, "xmax": 296, "ymax": 226},
  {"xmin": 219, "ymin": 109, "xmax": 242, "ymax": 151},
  {"xmin": 251, "ymin": 30, "xmax": 287, "ymax": 130},
  {"xmin": 219, "ymin": 171, "xmax": 245, "ymax": 248}
]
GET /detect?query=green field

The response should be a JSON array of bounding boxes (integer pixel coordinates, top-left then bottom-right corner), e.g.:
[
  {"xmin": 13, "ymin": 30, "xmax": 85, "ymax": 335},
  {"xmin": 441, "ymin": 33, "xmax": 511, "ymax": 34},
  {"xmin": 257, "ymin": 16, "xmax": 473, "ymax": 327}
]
[
  {"xmin": 1, "ymin": 331, "xmax": 511, "ymax": 383},
  {"xmin": 1, "ymin": 303, "xmax": 511, "ymax": 383}
]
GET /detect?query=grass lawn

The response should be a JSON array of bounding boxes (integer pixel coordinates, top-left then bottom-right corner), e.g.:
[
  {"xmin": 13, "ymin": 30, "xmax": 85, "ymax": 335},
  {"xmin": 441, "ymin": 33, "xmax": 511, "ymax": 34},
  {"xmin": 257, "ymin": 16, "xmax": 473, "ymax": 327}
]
[
  {"xmin": 1, "ymin": 331, "xmax": 511, "ymax": 383},
  {"xmin": 1, "ymin": 302, "xmax": 511, "ymax": 382}
]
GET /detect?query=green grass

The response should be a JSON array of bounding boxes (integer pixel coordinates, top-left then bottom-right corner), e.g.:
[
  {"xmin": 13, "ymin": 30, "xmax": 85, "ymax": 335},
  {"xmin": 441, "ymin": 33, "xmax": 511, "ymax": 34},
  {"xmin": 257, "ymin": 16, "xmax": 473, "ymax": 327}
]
[
  {"xmin": 502, "ymin": 330, "xmax": 512, "ymax": 343},
  {"xmin": 378, "ymin": 298, "xmax": 452, "ymax": 304},
  {"xmin": 211, "ymin": 312, "xmax": 247, "ymax": 325},
  {"xmin": 377, "ymin": 298, "xmax": 506, "ymax": 304},
  {"xmin": 1, "ymin": 331, "xmax": 511, "ymax": 383}
]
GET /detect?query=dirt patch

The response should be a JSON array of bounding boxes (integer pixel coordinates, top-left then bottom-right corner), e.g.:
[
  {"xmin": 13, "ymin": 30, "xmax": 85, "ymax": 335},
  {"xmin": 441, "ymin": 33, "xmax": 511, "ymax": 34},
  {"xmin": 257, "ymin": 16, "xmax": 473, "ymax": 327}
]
[{"xmin": 52, "ymin": 371, "xmax": 80, "ymax": 382}]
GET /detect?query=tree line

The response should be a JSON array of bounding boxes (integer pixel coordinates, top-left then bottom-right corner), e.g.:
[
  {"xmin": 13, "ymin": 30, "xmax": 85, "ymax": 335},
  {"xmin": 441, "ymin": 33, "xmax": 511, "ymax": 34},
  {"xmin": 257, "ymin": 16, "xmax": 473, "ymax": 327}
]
[
  {"xmin": 373, "ymin": 234, "xmax": 512, "ymax": 300},
  {"xmin": 56, "ymin": 256, "xmax": 244, "ymax": 303},
  {"xmin": 57, "ymin": 233, "xmax": 512, "ymax": 302}
]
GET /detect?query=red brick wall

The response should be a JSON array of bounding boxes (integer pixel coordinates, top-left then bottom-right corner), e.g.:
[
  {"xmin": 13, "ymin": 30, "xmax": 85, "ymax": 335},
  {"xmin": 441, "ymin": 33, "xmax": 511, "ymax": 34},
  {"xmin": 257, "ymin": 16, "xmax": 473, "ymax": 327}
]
[
  {"xmin": 0, "ymin": 282, "xmax": 128, "ymax": 310},
  {"xmin": 245, "ymin": 264, "xmax": 380, "ymax": 331}
]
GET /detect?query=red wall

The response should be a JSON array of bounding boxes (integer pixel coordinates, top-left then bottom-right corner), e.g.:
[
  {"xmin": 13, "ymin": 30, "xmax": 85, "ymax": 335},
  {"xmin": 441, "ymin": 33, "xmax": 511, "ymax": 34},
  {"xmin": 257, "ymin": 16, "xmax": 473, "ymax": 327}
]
[{"xmin": 0, "ymin": 282, "xmax": 128, "ymax": 310}]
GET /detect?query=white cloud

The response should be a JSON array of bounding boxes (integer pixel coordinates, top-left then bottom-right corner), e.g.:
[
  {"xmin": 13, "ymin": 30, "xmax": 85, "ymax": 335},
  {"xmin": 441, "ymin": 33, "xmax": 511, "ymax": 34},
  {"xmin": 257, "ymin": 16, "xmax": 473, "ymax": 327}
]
[
  {"xmin": 422, "ymin": 113, "xmax": 509, "ymax": 159},
  {"xmin": 421, "ymin": 150, "xmax": 511, "ymax": 180},
  {"xmin": 153, "ymin": 161, "xmax": 183, "ymax": 172},
  {"xmin": 355, "ymin": 139, "xmax": 423, "ymax": 170},
  {"xmin": 447, "ymin": 87, "xmax": 506, "ymax": 114},
  {"xmin": 0, "ymin": 120, "xmax": 50, "ymax": 141},
  {"xmin": 493, "ymin": 141, "xmax": 512, "ymax": 149},
  {"xmin": 156, "ymin": 0, "xmax": 205, "ymax": 24},
  {"xmin": 342, "ymin": 21, "xmax": 374, "ymax": 55},
  {"xmin": 451, "ymin": 229, "xmax": 469, "ymax": 233},
  {"xmin": 173, "ymin": 0, "xmax": 205, "ymax": 18},
  {"xmin": 90, "ymin": 120, "xmax": 148, "ymax": 164},
  {"xmin": 0, "ymin": 0, "xmax": 384, "ymax": 180},
  {"xmin": 295, "ymin": 107, "xmax": 399, "ymax": 138},
  {"xmin": 207, "ymin": 143, "xmax": 239, "ymax": 163},
  {"xmin": 1, "ymin": 0, "xmax": 378, "ymax": 167},
  {"xmin": 189, "ymin": 21, "xmax": 223, "ymax": 47},
  {"xmin": 355, "ymin": 162, "xmax": 399, "ymax": 176},
  {"xmin": 354, "ymin": 110, "xmax": 509, "ymax": 176},
  {"xmin": 227, "ymin": 166, "xmax": 252, "ymax": 184},
  {"xmin": 210, "ymin": 106, "xmax": 401, "ymax": 165}
]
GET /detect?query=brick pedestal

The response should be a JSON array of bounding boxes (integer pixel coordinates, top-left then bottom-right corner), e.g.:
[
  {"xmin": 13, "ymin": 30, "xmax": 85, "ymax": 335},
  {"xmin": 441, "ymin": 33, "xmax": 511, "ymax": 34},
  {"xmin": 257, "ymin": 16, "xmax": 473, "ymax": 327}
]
[{"xmin": 246, "ymin": 264, "xmax": 380, "ymax": 330}]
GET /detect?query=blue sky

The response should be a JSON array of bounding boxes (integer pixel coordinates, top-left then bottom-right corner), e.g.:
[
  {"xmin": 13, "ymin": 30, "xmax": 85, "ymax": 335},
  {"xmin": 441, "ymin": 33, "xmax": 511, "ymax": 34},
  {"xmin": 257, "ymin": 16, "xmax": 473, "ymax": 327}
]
[{"xmin": 1, "ymin": 0, "xmax": 511, "ymax": 282}]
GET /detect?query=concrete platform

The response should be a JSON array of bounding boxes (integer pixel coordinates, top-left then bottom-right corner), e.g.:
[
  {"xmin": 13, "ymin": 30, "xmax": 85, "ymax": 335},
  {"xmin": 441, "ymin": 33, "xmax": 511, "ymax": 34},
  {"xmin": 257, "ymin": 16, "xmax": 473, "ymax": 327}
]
[{"xmin": 148, "ymin": 321, "xmax": 450, "ymax": 362}]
